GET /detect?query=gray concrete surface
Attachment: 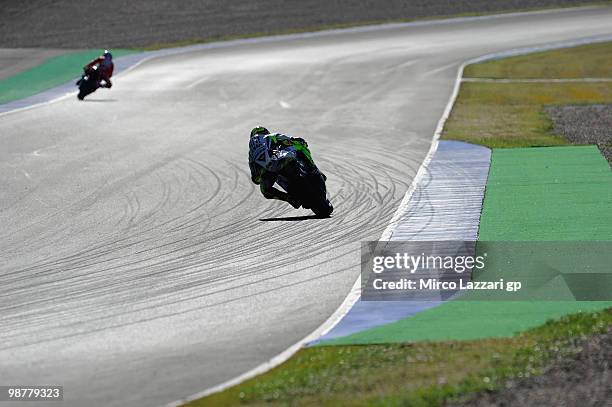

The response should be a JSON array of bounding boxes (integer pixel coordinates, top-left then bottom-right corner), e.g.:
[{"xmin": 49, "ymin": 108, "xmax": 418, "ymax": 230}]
[
  {"xmin": 0, "ymin": 0, "xmax": 603, "ymax": 48},
  {"xmin": 546, "ymin": 104, "xmax": 612, "ymax": 166},
  {"xmin": 0, "ymin": 48, "xmax": 73, "ymax": 80},
  {"xmin": 1, "ymin": 7, "xmax": 612, "ymax": 407}
]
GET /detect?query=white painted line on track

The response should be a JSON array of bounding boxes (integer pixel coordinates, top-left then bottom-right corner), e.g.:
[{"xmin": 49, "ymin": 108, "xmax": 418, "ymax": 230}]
[
  {"xmin": 164, "ymin": 279, "xmax": 362, "ymax": 407},
  {"xmin": 185, "ymin": 75, "xmax": 210, "ymax": 89},
  {"xmin": 424, "ymin": 61, "xmax": 461, "ymax": 77}
]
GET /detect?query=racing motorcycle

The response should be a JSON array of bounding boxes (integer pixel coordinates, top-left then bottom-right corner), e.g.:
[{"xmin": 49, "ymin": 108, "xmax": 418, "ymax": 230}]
[
  {"xmin": 76, "ymin": 65, "xmax": 102, "ymax": 100},
  {"xmin": 275, "ymin": 148, "xmax": 333, "ymax": 218}
]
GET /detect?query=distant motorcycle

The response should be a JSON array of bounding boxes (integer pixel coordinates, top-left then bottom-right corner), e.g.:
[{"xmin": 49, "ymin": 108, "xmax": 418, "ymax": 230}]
[
  {"xmin": 76, "ymin": 65, "xmax": 105, "ymax": 100},
  {"xmin": 275, "ymin": 149, "xmax": 333, "ymax": 217}
]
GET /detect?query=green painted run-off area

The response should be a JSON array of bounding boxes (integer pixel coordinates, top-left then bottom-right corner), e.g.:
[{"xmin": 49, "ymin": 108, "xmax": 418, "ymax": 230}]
[
  {"xmin": 0, "ymin": 49, "xmax": 139, "ymax": 105},
  {"xmin": 321, "ymin": 145, "xmax": 612, "ymax": 345}
]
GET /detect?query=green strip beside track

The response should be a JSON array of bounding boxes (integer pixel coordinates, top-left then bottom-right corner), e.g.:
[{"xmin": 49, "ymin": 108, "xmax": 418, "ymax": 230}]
[
  {"xmin": 0, "ymin": 49, "xmax": 140, "ymax": 105},
  {"xmin": 480, "ymin": 146, "xmax": 612, "ymax": 241},
  {"xmin": 320, "ymin": 146, "xmax": 612, "ymax": 345}
]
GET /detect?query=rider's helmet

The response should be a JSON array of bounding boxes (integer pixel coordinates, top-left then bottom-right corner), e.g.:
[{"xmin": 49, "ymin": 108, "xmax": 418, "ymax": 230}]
[
  {"xmin": 250, "ymin": 126, "xmax": 269, "ymax": 138},
  {"xmin": 103, "ymin": 50, "xmax": 113, "ymax": 60}
]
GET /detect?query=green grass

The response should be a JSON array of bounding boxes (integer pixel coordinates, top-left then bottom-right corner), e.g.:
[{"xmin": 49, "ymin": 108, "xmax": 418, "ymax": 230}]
[
  {"xmin": 0, "ymin": 49, "xmax": 139, "ymax": 105},
  {"xmin": 479, "ymin": 146, "xmax": 612, "ymax": 241},
  {"xmin": 187, "ymin": 309, "xmax": 612, "ymax": 406},
  {"xmin": 464, "ymin": 42, "xmax": 612, "ymax": 79},
  {"xmin": 443, "ymin": 41, "xmax": 612, "ymax": 148},
  {"xmin": 443, "ymin": 82, "xmax": 612, "ymax": 148}
]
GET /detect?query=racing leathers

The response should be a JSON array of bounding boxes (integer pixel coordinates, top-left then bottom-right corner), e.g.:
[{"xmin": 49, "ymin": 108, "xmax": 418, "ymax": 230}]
[
  {"xmin": 248, "ymin": 132, "xmax": 318, "ymax": 208},
  {"xmin": 83, "ymin": 56, "xmax": 114, "ymax": 87}
]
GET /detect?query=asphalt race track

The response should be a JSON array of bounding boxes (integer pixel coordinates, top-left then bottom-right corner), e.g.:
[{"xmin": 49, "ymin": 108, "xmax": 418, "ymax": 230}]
[{"xmin": 1, "ymin": 7, "xmax": 612, "ymax": 407}]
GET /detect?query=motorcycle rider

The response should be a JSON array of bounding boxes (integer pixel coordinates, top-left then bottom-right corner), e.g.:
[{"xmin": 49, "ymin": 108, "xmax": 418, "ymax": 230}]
[
  {"xmin": 79, "ymin": 49, "xmax": 114, "ymax": 88},
  {"xmin": 248, "ymin": 126, "xmax": 323, "ymax": 209}
]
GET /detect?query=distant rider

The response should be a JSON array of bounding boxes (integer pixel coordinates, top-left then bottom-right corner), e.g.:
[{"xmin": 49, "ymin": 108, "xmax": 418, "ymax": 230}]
[
  {"xmin": 248, "ymin": 126, "xmax": 323, "ymax": 209},
  {"xmin": 81, "ymin": 50, "xmax": 114, "ymax": 88}
]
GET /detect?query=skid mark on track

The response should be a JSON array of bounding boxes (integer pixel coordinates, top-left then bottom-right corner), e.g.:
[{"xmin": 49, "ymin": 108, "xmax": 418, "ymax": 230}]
[{"xmin": 0, "ymin": 137, "xmax": 422, "ymax": 350}]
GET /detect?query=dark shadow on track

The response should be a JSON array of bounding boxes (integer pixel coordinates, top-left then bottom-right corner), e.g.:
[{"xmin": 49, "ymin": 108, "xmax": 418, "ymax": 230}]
[{"xmin": 259, "ymin": 214, "xmax": 328, "ymax": 222}]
